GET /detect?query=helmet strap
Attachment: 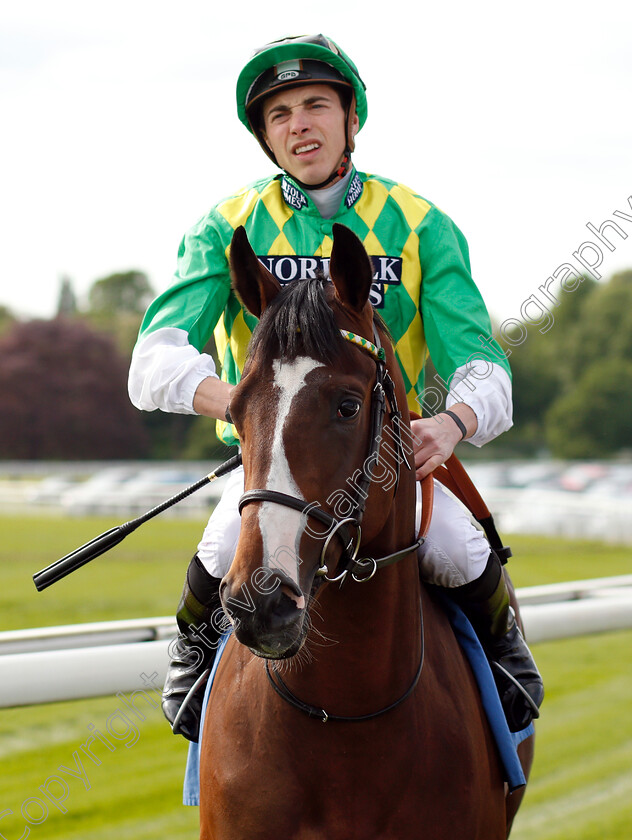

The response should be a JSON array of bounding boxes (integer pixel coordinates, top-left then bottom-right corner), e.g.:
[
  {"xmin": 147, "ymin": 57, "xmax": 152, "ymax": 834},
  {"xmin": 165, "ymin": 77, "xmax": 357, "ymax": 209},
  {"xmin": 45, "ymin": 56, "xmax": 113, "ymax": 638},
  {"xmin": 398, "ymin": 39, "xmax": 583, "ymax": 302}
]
[{"xmin": 287, "ymin": 149, "xmax": 351, "ymax": 191}]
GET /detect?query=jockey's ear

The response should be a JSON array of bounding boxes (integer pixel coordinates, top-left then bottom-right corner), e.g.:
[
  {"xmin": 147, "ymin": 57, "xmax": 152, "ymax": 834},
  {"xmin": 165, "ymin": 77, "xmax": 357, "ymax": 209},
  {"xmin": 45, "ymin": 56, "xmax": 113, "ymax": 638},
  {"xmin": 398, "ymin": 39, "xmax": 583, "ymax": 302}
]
[
  {"xmin": 230, "ymin": 226, "xmax": 281, "ymax": 317},
  {"xmin": 330, "ymin": 223, "xmax": 373, "ymax": 312}
]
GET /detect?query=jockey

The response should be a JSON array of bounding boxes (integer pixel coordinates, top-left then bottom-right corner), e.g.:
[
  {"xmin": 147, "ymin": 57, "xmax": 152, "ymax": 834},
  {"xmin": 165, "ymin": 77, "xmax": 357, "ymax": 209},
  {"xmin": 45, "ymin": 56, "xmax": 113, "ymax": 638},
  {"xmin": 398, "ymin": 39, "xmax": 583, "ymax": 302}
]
[{"xmin": 128, "ymin": 34, "xmax": 543, "ymax": 740}]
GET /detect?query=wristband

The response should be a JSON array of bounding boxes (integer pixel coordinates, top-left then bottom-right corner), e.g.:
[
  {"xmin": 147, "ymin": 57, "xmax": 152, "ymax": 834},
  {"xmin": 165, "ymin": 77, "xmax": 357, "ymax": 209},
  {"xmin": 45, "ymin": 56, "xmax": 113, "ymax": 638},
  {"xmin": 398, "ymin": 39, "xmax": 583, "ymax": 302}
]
[{"xmin": 442, "ymin": 410, "xmax": 467, "ymax": 441}]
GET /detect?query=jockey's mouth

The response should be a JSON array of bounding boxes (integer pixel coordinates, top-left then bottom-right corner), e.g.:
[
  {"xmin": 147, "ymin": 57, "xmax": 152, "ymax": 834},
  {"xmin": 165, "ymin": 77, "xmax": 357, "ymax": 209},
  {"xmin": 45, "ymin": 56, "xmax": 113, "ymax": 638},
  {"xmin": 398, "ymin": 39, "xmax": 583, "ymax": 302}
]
[{"xmin": 293, "ymin": 141, "xmax": 321, "ymax": 156}]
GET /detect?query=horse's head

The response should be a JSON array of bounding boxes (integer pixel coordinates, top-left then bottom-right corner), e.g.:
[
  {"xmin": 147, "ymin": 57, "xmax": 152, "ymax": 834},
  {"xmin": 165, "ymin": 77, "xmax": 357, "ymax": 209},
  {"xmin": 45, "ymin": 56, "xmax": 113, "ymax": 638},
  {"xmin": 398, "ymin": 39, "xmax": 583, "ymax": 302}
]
[{"xmin": 220, "ymin": 224, "xmax": 413, "ymax": 659}]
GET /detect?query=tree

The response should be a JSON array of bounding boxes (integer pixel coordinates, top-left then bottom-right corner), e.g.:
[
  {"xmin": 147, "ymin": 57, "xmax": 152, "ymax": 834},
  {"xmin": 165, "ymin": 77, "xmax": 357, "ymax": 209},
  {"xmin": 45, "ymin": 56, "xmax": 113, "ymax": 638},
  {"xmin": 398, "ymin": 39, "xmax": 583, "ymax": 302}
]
[
  {"xmin": 557, "ymin": 270, "xmax": 632, "ymax": 382},
  {"xmin": 0, "ymin": 319, "xmax": 148, "ymax": 459},
  {"xmin": 491, "ymin": 271, "xmax": 632, "ymax": 457},
  {"xmin": 85, "ymin": 270, "xmax": 155, "ymax": 359},
  {"xmin": 56, "ymin": 275, "xmax": 78, "ymax": 317},
  {"xmin": 545, "ymin": 358, "xmax": 632, "ymax": 457},
  {"xmin": 88, "ymin": 270, "xmax": 154, "ymax": 315},
  {"xmin": 496, "ymin": 328, "xmax": 560, "ymax": 455},
  {"xmin": 0, "ymin": 305, "xmax": 16, "ymax": 337}
]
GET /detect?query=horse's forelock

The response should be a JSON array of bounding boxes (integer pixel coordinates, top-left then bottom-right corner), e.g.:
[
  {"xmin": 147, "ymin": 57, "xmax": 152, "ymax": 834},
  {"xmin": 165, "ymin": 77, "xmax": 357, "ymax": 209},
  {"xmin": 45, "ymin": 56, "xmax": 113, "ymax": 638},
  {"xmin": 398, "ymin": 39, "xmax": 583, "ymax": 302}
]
[{"xmin": 248, "ymin": 276, "xmax": 352, "ymax": 365}]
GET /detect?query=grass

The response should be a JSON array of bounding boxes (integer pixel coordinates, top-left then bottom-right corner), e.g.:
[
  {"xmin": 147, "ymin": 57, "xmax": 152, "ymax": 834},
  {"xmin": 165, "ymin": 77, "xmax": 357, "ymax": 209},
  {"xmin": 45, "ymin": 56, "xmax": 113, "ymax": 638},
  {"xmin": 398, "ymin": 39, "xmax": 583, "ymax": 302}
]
[
  {"xmin": 1, "ymin": 514, "xmax": 631, "ymax": 838},
  {"xmin": 1, "ymin": 514, "xmax": 207, "ymax": 629},
  {"xmin": 511, "ymin": 631, "xmax": 632, "ymax": 839},
  {"xmin": 0, "ymin": 695, "xmax": 199, "ymax": 839}
]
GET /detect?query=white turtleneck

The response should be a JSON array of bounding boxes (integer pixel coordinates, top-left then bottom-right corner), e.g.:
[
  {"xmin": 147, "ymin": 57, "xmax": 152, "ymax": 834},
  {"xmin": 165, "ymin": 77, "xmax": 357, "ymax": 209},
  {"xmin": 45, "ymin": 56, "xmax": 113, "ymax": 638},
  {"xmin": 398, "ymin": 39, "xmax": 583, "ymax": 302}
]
[{"xmin": 305, "ymin": 170, "xmax": 353, "ymax": 219}]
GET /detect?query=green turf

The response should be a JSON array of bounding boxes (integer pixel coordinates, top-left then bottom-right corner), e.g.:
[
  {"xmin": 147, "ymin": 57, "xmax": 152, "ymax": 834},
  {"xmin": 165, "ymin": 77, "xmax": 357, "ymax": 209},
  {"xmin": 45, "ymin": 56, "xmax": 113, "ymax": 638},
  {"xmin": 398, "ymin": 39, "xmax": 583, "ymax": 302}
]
[
  {"xmin": 1, "ymin": 515, "xmax": 631, "ymax": 838},
  {"xmin": 500, "ymin": 534, "xmax": 632, "ymax": 589},
  {"xmin": 511, "ymin": 631, "xmax": 632, "ymax": 839},
  {"xmin": 0, "ymin": 695, "xmax": 199, "ymax": 839},
  {"xmin": 1, "ymin": 513, "xmax": 209, "ymax": 629}
]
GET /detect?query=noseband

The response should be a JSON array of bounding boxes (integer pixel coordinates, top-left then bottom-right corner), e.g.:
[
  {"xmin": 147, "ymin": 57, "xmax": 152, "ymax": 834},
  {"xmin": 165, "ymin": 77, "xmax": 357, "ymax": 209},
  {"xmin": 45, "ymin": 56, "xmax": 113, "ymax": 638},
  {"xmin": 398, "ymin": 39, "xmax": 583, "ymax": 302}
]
[{"xmin": 238, "ymin": 326, "xmax": 424, "ymax": 585}]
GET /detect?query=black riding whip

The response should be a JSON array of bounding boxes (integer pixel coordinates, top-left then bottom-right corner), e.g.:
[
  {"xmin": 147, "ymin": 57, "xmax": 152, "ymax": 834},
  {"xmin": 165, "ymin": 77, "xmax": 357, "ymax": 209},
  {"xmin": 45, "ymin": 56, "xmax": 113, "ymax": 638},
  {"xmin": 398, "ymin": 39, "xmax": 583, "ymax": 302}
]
[{"xmin": 32, "ymin": 453, "xmax": 243, "ymax": 592}]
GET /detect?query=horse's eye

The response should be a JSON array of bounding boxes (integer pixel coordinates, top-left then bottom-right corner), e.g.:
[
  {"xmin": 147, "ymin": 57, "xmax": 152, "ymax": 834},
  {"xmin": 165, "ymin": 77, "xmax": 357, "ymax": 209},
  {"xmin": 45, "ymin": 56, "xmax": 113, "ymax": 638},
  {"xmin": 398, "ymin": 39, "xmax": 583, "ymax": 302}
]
[{"xmin": 337, "ymin": 399, "xmax": 361, "ymax": 419}]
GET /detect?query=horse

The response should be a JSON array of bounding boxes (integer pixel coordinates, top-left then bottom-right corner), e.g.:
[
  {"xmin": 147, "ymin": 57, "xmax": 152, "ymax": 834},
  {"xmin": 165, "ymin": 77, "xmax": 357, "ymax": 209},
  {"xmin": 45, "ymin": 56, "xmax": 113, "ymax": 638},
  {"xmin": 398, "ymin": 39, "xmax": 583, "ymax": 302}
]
[{"xmin": 198, "ymin": 223, "xmax": 534, "ymax": 839}]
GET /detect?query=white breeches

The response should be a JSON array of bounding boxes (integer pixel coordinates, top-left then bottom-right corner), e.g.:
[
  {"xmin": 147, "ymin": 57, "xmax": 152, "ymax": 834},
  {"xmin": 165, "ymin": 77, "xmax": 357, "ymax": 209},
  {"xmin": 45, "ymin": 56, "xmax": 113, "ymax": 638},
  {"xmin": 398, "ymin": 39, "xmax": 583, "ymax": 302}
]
[{"xmin": 197, "ymin": 466, "xmax": 490, "ymax": 587}]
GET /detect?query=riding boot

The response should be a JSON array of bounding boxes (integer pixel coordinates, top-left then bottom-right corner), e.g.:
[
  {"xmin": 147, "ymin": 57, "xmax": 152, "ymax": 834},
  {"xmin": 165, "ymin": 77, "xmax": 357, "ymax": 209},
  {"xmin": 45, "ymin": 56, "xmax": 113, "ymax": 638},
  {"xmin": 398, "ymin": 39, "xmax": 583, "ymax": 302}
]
[
  {"xmin": 452, "ymin": 551, "xmax": 544, "ymax": 732},
  {"xmin": 162, "ymin": 555, "xmax": 226, "ymax": 742}
]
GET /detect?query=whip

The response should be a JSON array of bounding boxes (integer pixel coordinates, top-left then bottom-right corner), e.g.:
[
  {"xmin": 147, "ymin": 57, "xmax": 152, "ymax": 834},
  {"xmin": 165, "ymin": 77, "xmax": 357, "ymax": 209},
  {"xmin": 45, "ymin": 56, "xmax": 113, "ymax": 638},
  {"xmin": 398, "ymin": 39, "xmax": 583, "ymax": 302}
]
[{"xmin": 33, "ymin": 453, "xmax": 242, "ymax": 592}]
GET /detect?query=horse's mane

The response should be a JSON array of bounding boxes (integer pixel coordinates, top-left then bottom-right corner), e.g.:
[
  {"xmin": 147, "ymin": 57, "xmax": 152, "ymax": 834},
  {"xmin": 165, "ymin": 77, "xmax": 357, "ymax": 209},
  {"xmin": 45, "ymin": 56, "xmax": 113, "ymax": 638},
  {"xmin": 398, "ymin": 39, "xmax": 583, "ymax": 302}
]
[{"xmin": 248, "ymin": 276, "xmax": 388, "ymax": 365}]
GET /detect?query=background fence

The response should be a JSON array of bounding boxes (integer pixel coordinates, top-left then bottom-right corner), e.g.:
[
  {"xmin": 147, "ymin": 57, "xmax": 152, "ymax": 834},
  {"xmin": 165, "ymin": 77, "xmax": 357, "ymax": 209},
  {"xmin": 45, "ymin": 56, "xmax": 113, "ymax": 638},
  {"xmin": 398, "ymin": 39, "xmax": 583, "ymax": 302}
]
[{"xmin": 1, "ymin": 575, "xmax": 631, "ymax": 708}]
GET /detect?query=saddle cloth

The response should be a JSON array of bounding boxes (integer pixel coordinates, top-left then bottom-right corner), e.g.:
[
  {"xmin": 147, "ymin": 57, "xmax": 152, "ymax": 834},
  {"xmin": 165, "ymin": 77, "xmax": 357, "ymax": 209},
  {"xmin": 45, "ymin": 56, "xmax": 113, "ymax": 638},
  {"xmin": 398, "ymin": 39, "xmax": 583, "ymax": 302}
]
[{"xmin": 183, "ymin": 602, "xmax": 533, "ymax": 805}]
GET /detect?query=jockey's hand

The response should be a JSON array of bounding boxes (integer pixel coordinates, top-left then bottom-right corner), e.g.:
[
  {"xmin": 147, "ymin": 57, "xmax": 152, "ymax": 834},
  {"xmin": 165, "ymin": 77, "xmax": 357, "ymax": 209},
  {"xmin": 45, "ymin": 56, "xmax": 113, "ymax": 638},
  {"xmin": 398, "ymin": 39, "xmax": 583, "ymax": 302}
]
[{"xmin": 410, "ymin": 405, "xmax": 477, "ymax": 481}]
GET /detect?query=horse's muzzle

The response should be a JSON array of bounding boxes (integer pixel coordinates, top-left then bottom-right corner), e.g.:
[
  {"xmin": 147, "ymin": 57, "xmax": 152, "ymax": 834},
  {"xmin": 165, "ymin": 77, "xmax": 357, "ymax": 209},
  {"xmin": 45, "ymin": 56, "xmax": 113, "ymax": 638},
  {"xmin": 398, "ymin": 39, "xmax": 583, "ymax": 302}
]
[{"xmin": 219, "ymin": 569, "xmax": 307, "ymax": 659}]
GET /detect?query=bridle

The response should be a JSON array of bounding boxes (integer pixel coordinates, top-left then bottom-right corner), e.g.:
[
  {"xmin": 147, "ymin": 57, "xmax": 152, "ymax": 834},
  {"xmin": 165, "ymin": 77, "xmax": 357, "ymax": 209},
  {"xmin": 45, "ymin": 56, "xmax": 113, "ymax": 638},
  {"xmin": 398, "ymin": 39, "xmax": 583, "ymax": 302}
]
[
  {"xmin": 238, "ymin": 324, "xmax": 429, "ymax": 723},
  {"xmin": 238, "ymin": 325, "xmax": 425, "ymax": 586}
]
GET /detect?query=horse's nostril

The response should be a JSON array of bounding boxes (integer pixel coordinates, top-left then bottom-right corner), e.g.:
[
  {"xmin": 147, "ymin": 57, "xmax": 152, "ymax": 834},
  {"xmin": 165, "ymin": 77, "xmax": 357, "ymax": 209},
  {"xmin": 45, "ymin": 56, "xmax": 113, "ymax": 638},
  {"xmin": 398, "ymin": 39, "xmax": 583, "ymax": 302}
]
[
  {"xmin": 256, "ymin": 589, "xmax": 303, "ymax": 641},
  {"xmin": 280, "ymin": 583, "xmax": 305, "ymax": 610},
  {"xmin": 271, "ymin": 589, "xmax": 303, "ymax": 621}
]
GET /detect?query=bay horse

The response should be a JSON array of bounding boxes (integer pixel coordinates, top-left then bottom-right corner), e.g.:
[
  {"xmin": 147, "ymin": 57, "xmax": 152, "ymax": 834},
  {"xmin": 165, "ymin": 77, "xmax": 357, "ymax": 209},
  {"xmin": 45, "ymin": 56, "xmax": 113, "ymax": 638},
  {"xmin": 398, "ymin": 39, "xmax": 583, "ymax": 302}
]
[{"xmin": 199, "ymin": 224, "xmax": 533, "ymax": 839}]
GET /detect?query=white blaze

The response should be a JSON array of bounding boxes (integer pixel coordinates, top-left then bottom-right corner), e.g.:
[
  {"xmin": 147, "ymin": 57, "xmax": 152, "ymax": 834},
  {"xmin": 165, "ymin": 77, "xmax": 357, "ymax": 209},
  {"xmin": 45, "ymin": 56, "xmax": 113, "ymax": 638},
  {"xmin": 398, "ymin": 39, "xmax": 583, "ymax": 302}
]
[{"xmin": 259, "ymin": 356, "xmax": 323, "ymax": 598}]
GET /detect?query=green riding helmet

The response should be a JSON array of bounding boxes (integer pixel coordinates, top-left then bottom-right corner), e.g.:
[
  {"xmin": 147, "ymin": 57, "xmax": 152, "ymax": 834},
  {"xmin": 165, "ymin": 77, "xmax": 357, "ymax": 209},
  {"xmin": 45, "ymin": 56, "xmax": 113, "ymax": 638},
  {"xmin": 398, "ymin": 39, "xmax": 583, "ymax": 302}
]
[{"xmin": 236, "ymin": 34, "xmax": 367, "ymax": 186}]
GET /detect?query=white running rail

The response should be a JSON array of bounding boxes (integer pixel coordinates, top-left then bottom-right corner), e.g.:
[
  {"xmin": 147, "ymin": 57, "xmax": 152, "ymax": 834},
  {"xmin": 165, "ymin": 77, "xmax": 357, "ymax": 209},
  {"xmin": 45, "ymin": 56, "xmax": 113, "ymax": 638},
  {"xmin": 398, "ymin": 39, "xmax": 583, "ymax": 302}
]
[{"xmin": 1, "ymin": 577, "xmax": 631, "ymax": 708}]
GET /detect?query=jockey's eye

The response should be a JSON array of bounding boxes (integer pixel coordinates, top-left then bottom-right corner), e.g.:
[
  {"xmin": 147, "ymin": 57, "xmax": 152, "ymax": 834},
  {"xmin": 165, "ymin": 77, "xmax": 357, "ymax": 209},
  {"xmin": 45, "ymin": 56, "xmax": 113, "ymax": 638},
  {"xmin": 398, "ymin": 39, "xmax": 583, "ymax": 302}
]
[{"xmin": 337, "ymin": 398, "xmax": 361, "ymax": 420}]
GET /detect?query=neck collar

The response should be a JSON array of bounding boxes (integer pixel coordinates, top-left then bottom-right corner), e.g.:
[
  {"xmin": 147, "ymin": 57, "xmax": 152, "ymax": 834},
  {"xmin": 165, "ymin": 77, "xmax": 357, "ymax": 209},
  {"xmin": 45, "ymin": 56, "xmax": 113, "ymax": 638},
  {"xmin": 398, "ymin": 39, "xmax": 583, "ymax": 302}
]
[
  {"xmin": 281, "ymin": 168, "xmax": 363, "ymax": 213},
  {"xmin": 305, "ymin": 170, "xmax": 352, "ymax": 219}
]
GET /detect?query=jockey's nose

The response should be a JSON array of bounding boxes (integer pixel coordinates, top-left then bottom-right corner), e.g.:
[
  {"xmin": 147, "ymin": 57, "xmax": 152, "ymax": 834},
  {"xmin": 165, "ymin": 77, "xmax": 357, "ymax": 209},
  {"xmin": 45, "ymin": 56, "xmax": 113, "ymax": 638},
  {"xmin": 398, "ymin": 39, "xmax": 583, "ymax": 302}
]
[{"xmin": 289, "ymin": 108, "xmax": 311, "ymax": 135}]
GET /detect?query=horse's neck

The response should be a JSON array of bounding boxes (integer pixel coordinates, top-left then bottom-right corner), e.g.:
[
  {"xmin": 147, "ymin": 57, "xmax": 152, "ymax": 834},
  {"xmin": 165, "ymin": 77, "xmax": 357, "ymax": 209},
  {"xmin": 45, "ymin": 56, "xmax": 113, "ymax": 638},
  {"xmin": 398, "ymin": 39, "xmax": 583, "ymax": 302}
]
[{"xmin": 325, "ymin": 554, "xmax": 420, "ymax": 649}]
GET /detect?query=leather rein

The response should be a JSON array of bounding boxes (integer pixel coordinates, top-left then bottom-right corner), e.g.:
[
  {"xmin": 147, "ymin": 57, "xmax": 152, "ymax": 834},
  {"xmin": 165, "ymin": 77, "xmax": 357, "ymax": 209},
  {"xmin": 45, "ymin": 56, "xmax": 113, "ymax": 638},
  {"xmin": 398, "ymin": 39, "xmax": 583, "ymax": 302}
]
[{"xmin": 239, "ymin": 325, "xmax": 432, "ymax": 723}]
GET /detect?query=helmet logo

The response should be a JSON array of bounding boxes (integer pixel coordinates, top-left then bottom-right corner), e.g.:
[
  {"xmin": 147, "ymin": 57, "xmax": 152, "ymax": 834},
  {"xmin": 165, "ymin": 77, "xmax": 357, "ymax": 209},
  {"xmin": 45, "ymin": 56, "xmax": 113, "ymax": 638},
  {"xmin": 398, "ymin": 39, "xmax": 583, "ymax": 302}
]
[{"xmin": 274, "ymin": 59, "xmax": 302, "ymax": 83}]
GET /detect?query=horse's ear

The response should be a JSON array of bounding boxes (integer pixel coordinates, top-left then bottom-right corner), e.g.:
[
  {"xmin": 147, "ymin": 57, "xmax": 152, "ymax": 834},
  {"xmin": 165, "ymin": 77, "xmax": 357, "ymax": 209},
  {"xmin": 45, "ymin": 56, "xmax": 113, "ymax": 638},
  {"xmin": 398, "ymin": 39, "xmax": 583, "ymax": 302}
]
[
  {"xmin": 329, "ymin": 223, "xmax": 373, "ymax": 312},
  {"xmin": 230, "ymin": 226, "xmax": 281, "ymax": 317}
]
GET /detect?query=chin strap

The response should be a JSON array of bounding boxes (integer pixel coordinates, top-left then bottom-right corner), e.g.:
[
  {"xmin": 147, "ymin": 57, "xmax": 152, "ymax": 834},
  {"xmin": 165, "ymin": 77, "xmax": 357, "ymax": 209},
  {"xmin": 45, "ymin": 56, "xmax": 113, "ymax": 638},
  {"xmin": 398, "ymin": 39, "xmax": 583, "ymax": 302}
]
[{"xmin": 285, "ymin": 149, "xmax": 351, "ymax": 192}]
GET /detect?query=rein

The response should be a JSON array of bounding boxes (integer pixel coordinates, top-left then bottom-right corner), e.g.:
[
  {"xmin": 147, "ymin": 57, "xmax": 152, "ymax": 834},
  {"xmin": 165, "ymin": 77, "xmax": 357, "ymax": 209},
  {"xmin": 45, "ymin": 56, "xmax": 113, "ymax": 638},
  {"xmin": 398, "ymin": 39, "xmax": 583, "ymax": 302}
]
[
  {"xmin": 241, "ymin": 324, "xmax": 429, "ymax": 723},
  {"xmin": 264, "ymin": 605, "xmax": 424, "ymax": 723}
]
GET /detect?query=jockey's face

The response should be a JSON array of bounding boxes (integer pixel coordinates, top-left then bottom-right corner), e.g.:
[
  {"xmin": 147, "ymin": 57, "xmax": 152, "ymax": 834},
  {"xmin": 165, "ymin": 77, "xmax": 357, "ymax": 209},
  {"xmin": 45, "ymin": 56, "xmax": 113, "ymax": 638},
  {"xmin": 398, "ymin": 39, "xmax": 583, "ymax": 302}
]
[{"xmin": 261, "ymin": 83, "xmax": 358, "ymax": 187}]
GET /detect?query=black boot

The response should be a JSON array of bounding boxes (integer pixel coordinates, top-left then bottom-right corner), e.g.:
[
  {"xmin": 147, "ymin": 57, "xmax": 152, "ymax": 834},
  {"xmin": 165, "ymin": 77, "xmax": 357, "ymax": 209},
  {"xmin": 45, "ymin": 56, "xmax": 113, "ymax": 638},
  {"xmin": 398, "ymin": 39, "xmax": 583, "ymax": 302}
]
[
  {"xmin": 453, "ymin": 552, "xmax": 544, "ymax": 732},
  {"xmin": 162, "ymin": 555, "xmax": 227, "ymax": 742}
]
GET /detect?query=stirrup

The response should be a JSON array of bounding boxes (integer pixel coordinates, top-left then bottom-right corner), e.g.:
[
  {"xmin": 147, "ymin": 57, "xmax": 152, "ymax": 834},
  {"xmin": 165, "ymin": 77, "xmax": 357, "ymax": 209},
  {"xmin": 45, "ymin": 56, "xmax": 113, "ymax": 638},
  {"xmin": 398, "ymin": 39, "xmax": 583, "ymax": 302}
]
[
  {"xmin": 491, "ymin": 660, "xmax": 541, "ymax": 720},
  {"xmin": 171, "ymin": 667, "xmax": 211, "ymax": 736}
]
